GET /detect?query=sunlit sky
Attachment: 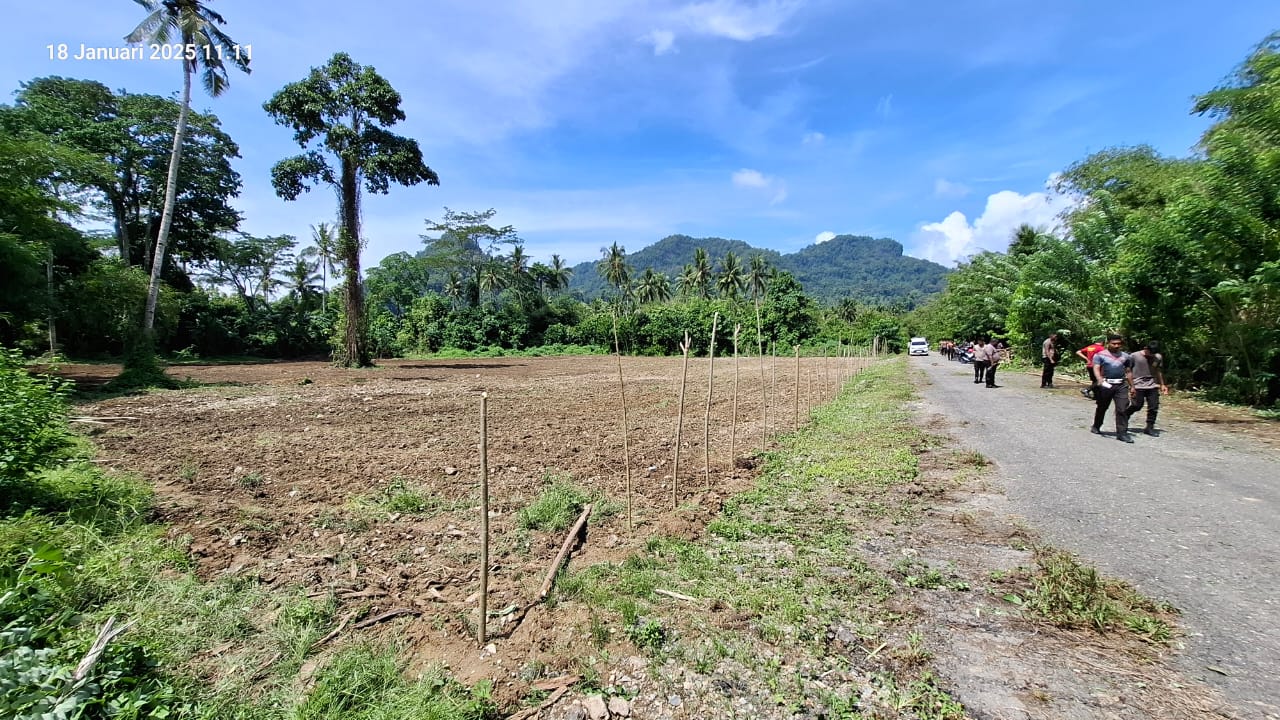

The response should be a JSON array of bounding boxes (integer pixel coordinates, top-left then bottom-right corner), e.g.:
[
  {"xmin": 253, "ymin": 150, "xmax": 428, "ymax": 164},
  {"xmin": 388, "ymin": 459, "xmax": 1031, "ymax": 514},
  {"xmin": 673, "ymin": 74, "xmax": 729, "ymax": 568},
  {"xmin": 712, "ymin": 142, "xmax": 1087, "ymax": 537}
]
[{"xmin": 2, "ymin": 1, "xmax": 1276, "ymax": 269}]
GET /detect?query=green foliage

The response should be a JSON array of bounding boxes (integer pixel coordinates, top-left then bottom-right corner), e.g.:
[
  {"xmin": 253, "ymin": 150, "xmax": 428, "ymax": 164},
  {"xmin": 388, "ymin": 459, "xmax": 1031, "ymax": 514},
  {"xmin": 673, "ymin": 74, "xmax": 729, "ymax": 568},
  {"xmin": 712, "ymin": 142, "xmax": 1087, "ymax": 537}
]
[
  {"xmin": 0, "ymin": 348, "xmax": 71, "ymax": 486},
  {"xmin": 265, "ymin": 52, "xmax": 440, "ymax": 368}
]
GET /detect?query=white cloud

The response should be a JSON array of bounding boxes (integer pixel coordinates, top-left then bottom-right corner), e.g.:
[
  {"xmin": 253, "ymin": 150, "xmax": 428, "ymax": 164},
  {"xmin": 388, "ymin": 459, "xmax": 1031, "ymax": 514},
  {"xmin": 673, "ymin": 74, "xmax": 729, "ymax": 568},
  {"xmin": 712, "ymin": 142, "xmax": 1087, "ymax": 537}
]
[
  {"xmin": 802, "ymin": 131, "xmax": 825, "ymax": 146},
  {"xmin": 732, "ymin": 168, "xmax": 788, "ymax": 205},
  {"xmin": 677, "ymin": 0, "xmax": 801, "ymax": 41},
  {"xmin": 933, "ymin": 178, "xmax": 970, "ymax": 198},
  {"xmin": 875, "ymin": 94, "xmax": 894, "ymax": 119},
  {"xmin": 732, "ymin": 168, "xmax": 770, "ymax": 188},
  {"xmin": 641, "ymin": 29, "xmax": 677, "ymax": 55},
  {"xmin": 910, "ymin": 178, "xmax": 1072, "ymax": 265},
  {"xmin": 815, "ymin": 231, "xmax": 836, "ymax": 243}
]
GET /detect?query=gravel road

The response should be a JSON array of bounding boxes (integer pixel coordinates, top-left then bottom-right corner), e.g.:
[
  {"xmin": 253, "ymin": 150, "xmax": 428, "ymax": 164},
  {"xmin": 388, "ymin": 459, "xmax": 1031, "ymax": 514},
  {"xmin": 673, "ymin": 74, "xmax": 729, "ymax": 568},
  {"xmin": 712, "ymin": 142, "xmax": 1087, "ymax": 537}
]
[{"xmin": 913, "ymin": 356, "xmax": 1280, "ymax": 720}]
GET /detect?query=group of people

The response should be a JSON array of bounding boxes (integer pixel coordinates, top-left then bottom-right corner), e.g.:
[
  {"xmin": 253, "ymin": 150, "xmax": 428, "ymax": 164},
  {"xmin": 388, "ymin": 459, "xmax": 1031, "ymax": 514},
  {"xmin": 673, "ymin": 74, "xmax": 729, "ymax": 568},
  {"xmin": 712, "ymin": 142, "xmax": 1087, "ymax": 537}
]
[
  {"xmin": 1040, "ymin": 333, "xmax": 1170, "ymax": 443},
  {"xmin": 940, "ymin": 338, "xmax": 1007, "ymax": 388},
  {"xmin": 938, "ymin": 332, "xmax": 1171, "ymax": 443}
]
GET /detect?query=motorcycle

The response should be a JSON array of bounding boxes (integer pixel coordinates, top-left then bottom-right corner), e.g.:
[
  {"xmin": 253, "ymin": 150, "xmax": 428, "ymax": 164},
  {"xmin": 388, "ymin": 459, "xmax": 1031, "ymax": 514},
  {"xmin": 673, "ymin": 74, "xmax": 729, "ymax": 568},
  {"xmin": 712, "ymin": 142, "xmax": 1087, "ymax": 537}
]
[{"xmin": 957, "ymin": 346, "xmax": 975, "ymax": 364}]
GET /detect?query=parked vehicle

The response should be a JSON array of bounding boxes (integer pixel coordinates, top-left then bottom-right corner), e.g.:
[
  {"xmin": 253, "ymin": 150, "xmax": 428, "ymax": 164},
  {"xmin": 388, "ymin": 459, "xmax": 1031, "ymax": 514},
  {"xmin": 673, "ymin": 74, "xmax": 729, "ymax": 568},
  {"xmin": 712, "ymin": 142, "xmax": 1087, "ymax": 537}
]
[{"xmin": 908, "ymin": 337, "xmax": 929, "ymax": 356}]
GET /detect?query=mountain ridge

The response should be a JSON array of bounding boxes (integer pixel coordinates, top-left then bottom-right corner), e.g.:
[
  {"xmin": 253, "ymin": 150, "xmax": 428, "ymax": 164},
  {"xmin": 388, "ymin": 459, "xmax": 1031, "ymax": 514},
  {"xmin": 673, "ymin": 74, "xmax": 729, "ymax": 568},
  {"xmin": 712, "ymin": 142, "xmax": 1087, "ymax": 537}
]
[{"xmin": 566, "ymin": 233, "xmax": 949, "ymax": 304}]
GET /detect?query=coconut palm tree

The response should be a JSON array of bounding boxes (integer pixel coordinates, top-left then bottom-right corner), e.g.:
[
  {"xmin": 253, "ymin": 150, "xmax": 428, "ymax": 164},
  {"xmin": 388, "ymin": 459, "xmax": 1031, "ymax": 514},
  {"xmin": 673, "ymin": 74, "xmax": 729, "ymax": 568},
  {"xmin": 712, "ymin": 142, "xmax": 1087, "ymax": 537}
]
[
  {"xmin": 126, "ymin": 0, "xmax": 250, "ymax": 338},
  {"xmin": 310, "ymin": 222, "xmax": 340, "ymax": 311},
  {"xmin": 676, "ymin": 264, "xmax": 698, "ymax": 298},
  {"xmin": 284, "ymin": 250, "xmax": 322, "ymax": 310},
  {"xmin": 746, "ymin": 254, "xmax": 770, "ymax": 302},
  {"xmin": 635, "ymin": 268, "xmax": 672, "ymax": 304},
  {"xmin": 443, "ymin": 271, "xmax": 464, "ymax": 305},
  {"xmin": 717, "ymin": 251, "xmax": 745, "ymax": 300},
  {"xmin": 478, "ymin": 259, "xmax": 508, "ymax": 304},
  {"xmin": 599, "ymin": 242, "xmax": 631, "ymax": 299},
  {"xmin": 691, "ymin": 247, "xmax": 713, "ymax": 299},
  {"xmin": 549, "ymin": 253, "xmax": 573, "ymax": 294}
]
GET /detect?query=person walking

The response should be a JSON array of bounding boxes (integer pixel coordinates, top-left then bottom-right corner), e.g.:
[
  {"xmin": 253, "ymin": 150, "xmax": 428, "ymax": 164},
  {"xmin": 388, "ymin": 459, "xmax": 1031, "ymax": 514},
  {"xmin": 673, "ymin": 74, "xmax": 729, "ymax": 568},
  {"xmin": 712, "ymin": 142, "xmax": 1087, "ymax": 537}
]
[
  {"xmin": 1075, "ymin": 338, "xmax": 1105, "ymax": 399},
  {"xmin": 1041, "ymin": 333, "xmax": 1059, "ymax": 388},
  {"xmin": 972, "ymin": 338, "xmax": 989, "ymax": 384},
  {"xmin": 984, "ymin": 339, "xmax": 1002, "ymax": 387},
  {"xmin": 1090, "ymin": 334, "xmax": 1137, "ymax": 442},
  {"xmin": 1124, "ymin": 341, "xmax": 1169, "ymax": 436}
]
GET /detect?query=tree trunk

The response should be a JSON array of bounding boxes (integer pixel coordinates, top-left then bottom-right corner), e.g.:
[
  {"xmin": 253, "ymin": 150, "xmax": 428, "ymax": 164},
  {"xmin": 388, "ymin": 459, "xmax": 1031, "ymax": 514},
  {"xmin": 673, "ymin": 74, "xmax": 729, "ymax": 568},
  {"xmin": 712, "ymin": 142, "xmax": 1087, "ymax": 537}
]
[
  {"xmin": 109, "ymin": 192, "xmax": 130, "ymax": 265},
  {"xmin": 338, "ymin": 156, "xmax": 369, "ymax": 367},
  {"xmin": 143, "ymin": 61, "xmax": 192, "ymax": 336}
]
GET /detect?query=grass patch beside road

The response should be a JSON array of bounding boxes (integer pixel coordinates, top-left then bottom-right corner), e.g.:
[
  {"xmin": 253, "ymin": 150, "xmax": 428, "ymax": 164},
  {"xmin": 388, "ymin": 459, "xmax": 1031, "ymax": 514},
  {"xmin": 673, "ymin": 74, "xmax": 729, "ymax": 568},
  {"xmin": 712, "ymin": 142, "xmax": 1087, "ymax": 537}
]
[{"xmin": 552, "ymin": 359, "xmax": 967, "ymax": 718}]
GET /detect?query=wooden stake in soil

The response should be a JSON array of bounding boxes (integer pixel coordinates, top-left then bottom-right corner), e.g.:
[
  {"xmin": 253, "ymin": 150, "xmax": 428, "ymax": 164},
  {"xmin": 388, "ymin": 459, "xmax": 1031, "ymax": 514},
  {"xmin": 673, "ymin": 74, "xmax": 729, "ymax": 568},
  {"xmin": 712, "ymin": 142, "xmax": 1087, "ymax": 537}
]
[
  {"xmin": 673, "ymin": 331, "xmax": 691, "ymax": 509},
  {"xmin": 793, "ymin": 345, "xmax": 801, "ymax": 430},
  {"xmin": 478, "ymin": 392, "xmax": 489, "ymax": 647},
  {"xmin": 731, "ymin": 324, "xmax": 741, "ymax": 464},
  {"xmin": 757, "ymin": 311, "xmax": 767, "ymax": 455},
  {"xmin": 612, "ymin": 313, "xmax": 634, "ymax": 531},
  {"xmin": 703, "ymin": 312, "xmax": 719, "ymax": 492},
  {"xmin": 539, "ymin": 504, "xmax": 593, "ymax": 600}
]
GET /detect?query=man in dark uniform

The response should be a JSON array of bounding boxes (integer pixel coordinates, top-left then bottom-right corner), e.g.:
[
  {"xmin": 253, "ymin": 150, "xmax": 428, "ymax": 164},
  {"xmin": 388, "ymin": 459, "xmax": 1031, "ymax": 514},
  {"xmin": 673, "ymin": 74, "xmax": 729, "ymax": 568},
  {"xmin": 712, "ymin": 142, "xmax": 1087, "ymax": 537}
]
[
  {"xmin": 1041, "ymin": 332, "xmax": 1059, "ymax": 388},
  {"xmin": 1124, "ymin": 341, "xmax": 1169, "ymax": 436},
  {"xmin": 1090, "ymin": 334, "xmax": 1136, "ymax": 442}
]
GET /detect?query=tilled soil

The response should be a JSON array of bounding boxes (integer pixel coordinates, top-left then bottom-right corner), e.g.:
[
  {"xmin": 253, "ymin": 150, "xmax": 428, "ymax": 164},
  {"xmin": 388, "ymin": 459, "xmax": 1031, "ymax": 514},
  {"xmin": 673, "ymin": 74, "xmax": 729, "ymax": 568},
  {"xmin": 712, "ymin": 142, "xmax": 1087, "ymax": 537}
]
[{"xmin": 65, "ymin": 354, "xmax": 852, "ymax": 704}]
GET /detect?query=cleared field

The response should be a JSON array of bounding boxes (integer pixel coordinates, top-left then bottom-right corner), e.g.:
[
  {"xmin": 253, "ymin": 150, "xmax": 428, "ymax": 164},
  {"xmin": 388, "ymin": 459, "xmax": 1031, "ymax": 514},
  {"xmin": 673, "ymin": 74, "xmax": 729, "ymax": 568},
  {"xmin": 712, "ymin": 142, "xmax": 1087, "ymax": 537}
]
[{"xmin": 64, "ymin": 353, "xmax": 864, "ymax": 697}]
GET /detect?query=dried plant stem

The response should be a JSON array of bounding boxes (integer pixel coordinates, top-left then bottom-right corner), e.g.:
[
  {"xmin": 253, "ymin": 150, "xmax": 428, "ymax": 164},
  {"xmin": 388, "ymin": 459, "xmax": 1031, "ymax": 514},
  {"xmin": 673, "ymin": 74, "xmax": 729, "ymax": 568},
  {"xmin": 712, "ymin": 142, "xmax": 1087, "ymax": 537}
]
[
  {"xmin": 478, "ymin": 392, "xmax": 489, "ymax": 647},
  {"xmin": 612, "ymin": 314, "xmax": 633, "ymax": 531},
  {"xmin": 673, "ymin": 332, "xmax": 691, "ymax": 509},
  {"xmin": 703, "ymin": 312, "xmax": 719, "ymax": 492}
]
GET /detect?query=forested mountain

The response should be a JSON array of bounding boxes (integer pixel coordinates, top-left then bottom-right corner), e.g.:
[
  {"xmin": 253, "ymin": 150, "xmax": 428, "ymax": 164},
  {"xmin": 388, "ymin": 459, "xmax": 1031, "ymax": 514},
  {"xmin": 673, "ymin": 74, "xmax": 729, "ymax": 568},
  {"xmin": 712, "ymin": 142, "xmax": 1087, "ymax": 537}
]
[{"xmin": 567, "ymin": 233, "xmax": 949, "ymax": 305}]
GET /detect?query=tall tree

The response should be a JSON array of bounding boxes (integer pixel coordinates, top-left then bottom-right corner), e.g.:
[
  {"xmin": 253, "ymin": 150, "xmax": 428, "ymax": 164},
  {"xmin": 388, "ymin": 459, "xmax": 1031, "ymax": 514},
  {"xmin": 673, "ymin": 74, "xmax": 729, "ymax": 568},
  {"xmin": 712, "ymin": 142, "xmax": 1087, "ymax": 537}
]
[
  {"xmin": 125, "ymin": 0, "xmax": 250, "ymax": 338},
  {"xmin": 284, "ymin": 249, "xmax": 322, "ymax": 309},
  {"xmin": 548, "ymin": 253, "xmax": 573, "ymax": 294},
  {"xmin": 5, "ymin": 78, "xmax": 243, "ymax": 271},
  {"xmin": 635, "ymin": 268, "xmax": 671, "ymax": 304},
  {"xmin": 310, "ymin": 222, "xmax": 340, "ymax": 311},
  {"xmin": 716, "ymin": 251, "xmax": 745, "ymax": 299},
  {"xmin": 265, "ymin": 53, "xmax": 439, "ymax": 366},
  {"xmin": 599, "ymin": 242, "xmax": 631, "ymax": 301},
  {"xmin": 690, "ymin": 247, "xmax": 713, "ymax": 299}
]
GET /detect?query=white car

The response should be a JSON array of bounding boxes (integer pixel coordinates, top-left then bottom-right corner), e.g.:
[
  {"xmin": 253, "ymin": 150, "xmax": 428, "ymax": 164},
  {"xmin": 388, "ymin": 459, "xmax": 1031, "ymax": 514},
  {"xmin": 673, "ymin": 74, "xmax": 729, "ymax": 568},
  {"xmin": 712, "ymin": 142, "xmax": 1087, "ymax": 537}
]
[{"xmin": 908, "ymin": 337, "xmax": 929, "ymax": 356}]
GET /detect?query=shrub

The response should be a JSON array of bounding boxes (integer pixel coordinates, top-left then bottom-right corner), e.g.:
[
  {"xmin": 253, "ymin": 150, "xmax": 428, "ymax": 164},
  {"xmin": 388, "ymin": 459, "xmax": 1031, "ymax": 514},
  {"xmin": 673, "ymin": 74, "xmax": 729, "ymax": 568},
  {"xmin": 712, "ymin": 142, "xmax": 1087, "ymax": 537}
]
[{"xmin": 0, "ymin": 348, "xmax": 71, "ymax": 487}]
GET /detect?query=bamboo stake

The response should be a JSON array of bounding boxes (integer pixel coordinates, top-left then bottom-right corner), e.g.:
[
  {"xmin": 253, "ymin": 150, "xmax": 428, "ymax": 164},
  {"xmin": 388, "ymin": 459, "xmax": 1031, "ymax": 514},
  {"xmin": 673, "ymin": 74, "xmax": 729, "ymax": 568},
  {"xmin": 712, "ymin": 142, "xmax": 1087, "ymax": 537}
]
[
  {"xmin": 807, "ymin": 363, "xmax": 812, "ymax": 417},
  {"xmin": 793, "ymin": 346, "xmax": 800, "ymax": 430},
  {"xmin": 612, "ymin": 314, "xmax": 633, "ymax": 531},
  {"xmin": 673, "ymin": 332, "xmax": 691, "ymax": 509},
  {"xmin": 757, "ymin": 305, "xmax": 767, "ymax": 454},
  {"xmin": 703, "ymin": 312, "xmax": 719, "ymax": 492},
  {"xmin": 731, "ymin": 324, "xmax": 740, "ymax": 464},
  {"xmin": 479, "ymin": 392, "xmax": 489, "ymax": 647}
]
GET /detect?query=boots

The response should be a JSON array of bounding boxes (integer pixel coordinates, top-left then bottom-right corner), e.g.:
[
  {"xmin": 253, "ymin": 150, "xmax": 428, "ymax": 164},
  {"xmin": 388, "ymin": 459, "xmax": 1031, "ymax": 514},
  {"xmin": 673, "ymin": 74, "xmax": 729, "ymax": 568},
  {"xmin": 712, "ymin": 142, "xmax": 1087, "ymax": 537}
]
[{"xmin": 1143, "ymin": 422, "xmax": 1160, "ymax": 437}]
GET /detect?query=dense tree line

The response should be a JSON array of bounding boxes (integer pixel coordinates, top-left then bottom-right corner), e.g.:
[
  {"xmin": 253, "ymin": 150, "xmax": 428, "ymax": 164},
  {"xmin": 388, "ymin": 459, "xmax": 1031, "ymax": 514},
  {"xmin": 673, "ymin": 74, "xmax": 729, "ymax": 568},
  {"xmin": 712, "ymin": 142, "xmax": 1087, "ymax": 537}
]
[{"xmin": 912, "ymin": 31, "xmax": 1280, "ymax": 406}]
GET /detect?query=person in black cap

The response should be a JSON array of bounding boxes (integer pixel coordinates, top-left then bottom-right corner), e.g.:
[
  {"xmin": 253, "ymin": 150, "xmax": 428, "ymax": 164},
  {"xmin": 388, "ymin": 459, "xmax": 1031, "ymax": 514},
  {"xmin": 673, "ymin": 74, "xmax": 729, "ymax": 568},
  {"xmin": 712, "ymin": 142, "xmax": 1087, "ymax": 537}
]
[{"xmin": 1124, "ymin": 340, "xmax": 1169, "ymax": 436}]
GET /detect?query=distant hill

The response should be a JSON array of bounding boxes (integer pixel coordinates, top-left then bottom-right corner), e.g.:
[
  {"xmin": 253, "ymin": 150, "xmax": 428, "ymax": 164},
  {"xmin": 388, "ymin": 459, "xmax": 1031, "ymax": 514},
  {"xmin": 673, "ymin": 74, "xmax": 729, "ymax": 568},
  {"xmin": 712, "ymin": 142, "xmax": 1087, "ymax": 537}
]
[{"xmin": 567, "ymin": 234, "xmax": 949, "ymax": 304}]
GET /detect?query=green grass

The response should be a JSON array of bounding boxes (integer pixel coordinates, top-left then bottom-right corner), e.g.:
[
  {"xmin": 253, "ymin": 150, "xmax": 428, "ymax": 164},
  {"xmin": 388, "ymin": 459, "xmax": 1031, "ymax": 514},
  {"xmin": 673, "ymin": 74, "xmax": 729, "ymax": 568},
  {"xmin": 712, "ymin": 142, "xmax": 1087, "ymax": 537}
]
[
  {"xmin": 517, "ymin": 478, "xmax": 593, "ymax": 531},
  {"xmin": 545, "ymin": 360, "xmax": 964, "ymax": 716}
]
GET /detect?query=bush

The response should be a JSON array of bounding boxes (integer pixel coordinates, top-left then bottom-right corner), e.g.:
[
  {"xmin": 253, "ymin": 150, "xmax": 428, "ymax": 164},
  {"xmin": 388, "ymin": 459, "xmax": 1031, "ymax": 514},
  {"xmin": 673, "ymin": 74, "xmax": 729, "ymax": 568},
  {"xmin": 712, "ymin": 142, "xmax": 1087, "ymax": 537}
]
[{"xmin": 0, "ymin": 348, "xmax": 71, "ymax": 487}]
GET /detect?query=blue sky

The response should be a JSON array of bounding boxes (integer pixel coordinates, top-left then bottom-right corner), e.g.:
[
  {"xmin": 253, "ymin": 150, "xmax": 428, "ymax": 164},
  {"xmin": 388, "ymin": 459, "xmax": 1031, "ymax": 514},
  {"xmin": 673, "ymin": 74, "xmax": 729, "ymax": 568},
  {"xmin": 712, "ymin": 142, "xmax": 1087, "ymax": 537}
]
[{"xmin": 3, "ymin": 1, "xmax": 1277, "ymax": 270}]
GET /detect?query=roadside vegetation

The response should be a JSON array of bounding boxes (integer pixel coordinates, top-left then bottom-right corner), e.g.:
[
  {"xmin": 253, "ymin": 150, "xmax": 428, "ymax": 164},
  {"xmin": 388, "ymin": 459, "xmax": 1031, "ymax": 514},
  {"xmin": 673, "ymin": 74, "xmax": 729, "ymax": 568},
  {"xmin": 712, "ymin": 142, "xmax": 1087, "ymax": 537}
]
[{"xmin": 0, "ymin": 352, "xmax": 499, "ymax": 719}]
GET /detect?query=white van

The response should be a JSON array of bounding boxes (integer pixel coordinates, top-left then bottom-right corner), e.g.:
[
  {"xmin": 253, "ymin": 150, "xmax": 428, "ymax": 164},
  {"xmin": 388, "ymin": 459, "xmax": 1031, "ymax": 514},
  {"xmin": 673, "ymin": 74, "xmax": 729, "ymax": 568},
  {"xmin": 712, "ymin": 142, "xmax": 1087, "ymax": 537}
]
[{"xmin": 908, "ymin": 337, "xmax": 929, "ymax": 356}]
